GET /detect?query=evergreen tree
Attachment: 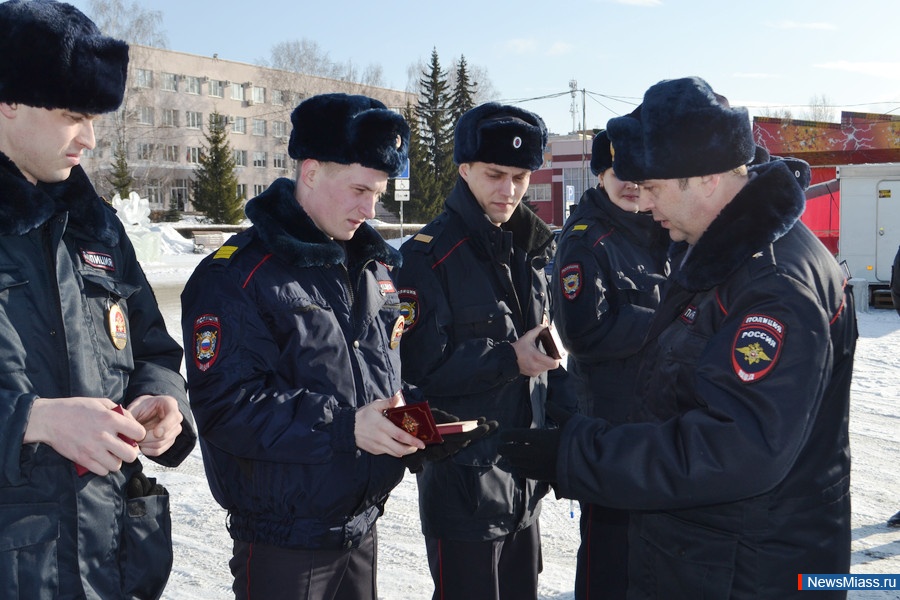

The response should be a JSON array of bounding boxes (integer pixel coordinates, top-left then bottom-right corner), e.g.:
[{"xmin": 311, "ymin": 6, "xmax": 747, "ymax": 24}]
[
  {"xmin": 192, "ymin": 111, "xmax": 244, "ymax": 224},
  {"xmin": 417, "ymin": 48, "xmax": 456, "ymax": 215},
  {"xmin": 106, "ymin": 141, "xmax": 133, "ymax": 199},
  {"xmin": 450, "ymin": 55, "xmax": 477, "ymax": 125},
  {"xmin": 380, "ymin": 103, "xmax": 441, "ymax": 224}
]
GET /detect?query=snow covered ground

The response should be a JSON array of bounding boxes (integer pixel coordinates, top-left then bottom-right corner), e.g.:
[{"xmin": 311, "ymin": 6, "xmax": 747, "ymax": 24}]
[{"xmin": 139, "ymin": 226, "xmax": 900, "ymax": 599}]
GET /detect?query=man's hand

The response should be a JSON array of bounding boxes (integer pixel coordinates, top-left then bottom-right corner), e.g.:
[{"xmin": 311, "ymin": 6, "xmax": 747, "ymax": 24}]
[
  {"xmin": 127, "ymin": 394, "xmax": 184, "ymax": 456},
  {"xmin": 355, "ymin": 393, "xmax": 426, "ymax": 457},
  {"xmin": 511, "ymin": 326, "xmax": 560, "ymax": 377},
  {"xmin": 402, "ymin": 408, "xmax": 499, "ymax": 473},
  {"xmin": 498, "ymin": 402, "xmax": 574, "ymax": 482},
  {"xmin": 24, "ymin": 396, "xmax": 145, "ymax": 476}
]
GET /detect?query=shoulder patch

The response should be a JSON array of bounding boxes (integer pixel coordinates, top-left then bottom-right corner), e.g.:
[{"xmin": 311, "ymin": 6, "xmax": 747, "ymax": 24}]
[
  {"xmin": 560, "ymin": 263, "xmax": 583, "ymax": 301},
  {"xmin": 414, "ymin": 233, "xmax": 433, "ymax": 243},
  {"xmin": 398, "ymin": 288, "xmax": 420, "ymax": 331},
  {"xmin": 573, "ymin": 224, "xmax": 589, "ymax": 231},
  {"xmin": 732, "ymin": 314, "xmax": 785, "ymax": 382},
  {"xmin": 193, "ymin": 314, "xmax": 221, "ymax": 372},
  {"xmin": 213, "ymin": 245, "xmax": 240, "ymax": 260}
]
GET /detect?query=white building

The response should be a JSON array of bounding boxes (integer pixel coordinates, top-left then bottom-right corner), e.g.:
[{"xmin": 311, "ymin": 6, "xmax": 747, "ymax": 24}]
[{"xmin": 81, "ymin": 45, "xmax": 414, "ymax": 215}]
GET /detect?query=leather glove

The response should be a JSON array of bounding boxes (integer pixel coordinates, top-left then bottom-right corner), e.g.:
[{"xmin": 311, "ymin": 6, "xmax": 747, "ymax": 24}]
[
  {"xmin": 497, "ymin": 402, "xmax": 574, "ymax": 483},
  {"xmin": 401, "ymin": 409, "xmax": 499, "ymax": 474}
]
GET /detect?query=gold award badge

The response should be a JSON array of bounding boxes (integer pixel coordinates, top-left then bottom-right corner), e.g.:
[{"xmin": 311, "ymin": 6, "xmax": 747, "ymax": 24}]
[
  {"xmin": 107, "ymin": 301, "xmax": 128, "ymax": 350},
  {"xmin": 390, "ymin": 315, "xmax": 405, "ymax": 349}
]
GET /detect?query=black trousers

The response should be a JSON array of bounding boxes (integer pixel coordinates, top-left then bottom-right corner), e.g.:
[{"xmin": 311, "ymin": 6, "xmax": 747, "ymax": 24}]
[
  {"xmin": 230, "ymin": 527, "xmax": 377, "ymax": 600},
  {"xmin": 575, "ymin": 503, "xmax": 629, "ymax": 600},
  {"xmin": 425, "ymin": 522, "xmax": 542, "ymax": 600}
]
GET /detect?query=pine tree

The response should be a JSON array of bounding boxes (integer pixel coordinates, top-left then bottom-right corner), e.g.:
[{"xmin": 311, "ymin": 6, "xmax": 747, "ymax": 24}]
[
  {"xmin": 417, "ymin": 48, "xmax": 456, "ymax": 215},
  {"xmin": 450, "ymin": 55, "xmax": 477, "ymax": 125},
  {"xmin": 106, "ymin": 141, "xmax": 133, "ymax": 199},
  {"xmin": 192, "ymin": 111, "xmax": 244, "ymax": 224}
]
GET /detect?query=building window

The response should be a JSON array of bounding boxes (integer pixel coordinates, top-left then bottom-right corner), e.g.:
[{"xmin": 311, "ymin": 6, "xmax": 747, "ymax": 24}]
[
  {"xmin": 252, "ymin": 119, "xmax": 266, "ymax": 137},
  {"xmin": 209, "ymin": 79, "xmax": 224, "ymax": 98},
  {"xmin": 273, "ymin": 153, "xmax": 288, "ymax": 170},
  {"xmin": 562, "ymin": 167, "xmax": 592, "ymax": 206},
  {"xmin": 162, "ymin": 108, "xmax": 178, "ymax": 127},
  {"xmin": 146, "ymin": 180, "xmax": 161, "ymax": 205},
  {"xmin": 253, "ymin": 151, "xmax": 267, "ymax": 168},
  {"xmin": 232, "ymin": 116, "xmax": 246, "ymax": 134},
  {"xmin": 237, "ymin": 184, "xmax": 247, "ymax": 199},
  {"xmin": 272, "ymin": 121, "xmax": 287, "ymax": 138},
  {"xmin": 187, "ymin": 147, "xmax": 201, "ymax": 164},
  {"xmin": 161, "ymin": 72, "xmax": 178, "ymax": 92},
  {"xmin": 233, "ymin": 149, "xmax": 247, "ymax": 167},
  {"xmin": 252, "ymin": 86, "xmax": 265, "ymax": 104},
  {"xmin": 135, "ymin": 69, "xmax": 153, "ymax": 88},
  {"xmin": 137, "ymin": 143, "xmax": 155, "ymax": 160},
  {"xmin": 231, "ymin": 83, "xmax": 244, "ymax": 101},
  {"xmin": 171, "ymin": 179, "xmax": 189, "ymax": 211},
  {"xmin": 186, "ymin": 111, "xmax": 203, "ymax": 129},
  {"xmin": 528, "ymin": 183, "xmax": 552, "ymax": 202},
  {"xmin": 137, "ymin": 106, "xmax": 154, "ymax": 125},
  {"xmin": 164, "ymin": 145, "xmax": 179, "ymax": 162},
  {"xmin": 271, "ymin": 90, "xmax": 284, "ymax": 106},
  {"xmin": 253, "ymin": 184, "xmax": 267, "ymax": 196},
  {"xmin": 186, "ymin": 76, "xmax": 202, "ymax": 95}
]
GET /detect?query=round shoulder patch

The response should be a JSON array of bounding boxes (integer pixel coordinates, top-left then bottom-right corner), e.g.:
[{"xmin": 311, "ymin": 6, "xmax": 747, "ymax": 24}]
[
  {"xmin": 560, "ymin": 263, "xmax": 583, "ymax": 301},
  {"xmin": 732, "ymin": 314, "xmax": 785, "ymax": 382},
  {"xmin": 193, "ymin": 314, "xmax": 221, "ymax": 372},
  {"xmin": 398, "ymin": 288, "xmax": 420, "ymax": 331}
]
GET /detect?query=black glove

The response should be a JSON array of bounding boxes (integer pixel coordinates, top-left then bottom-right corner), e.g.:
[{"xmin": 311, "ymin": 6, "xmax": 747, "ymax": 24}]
[
  {"xmin": 401, "ymin": 409, "xmax": 499, "ymax": 474},
  {"xmin": 496, "ymin": 402, "xmax": 574, "ymax": 483}
]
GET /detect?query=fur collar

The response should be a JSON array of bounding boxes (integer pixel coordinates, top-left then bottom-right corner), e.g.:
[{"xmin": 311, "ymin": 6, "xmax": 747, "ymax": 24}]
[
  {"xmin": 446, "ymin": 177, "xmax": 555, "ymax": 256},
  {"xmin": 244, "ymin": 177, "xmax": 401, "ymax": 268},
  {"xmin": 674, "ymin": 160, "xmax": 805, "ymax": 291},
  {"xmin": 0, "ymin": 152, "xmax": 119, "ymax": 244}
]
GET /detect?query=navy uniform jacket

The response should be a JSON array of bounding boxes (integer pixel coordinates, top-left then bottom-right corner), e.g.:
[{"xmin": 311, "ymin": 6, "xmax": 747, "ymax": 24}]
[
  {"xmin": 181, "ymin": 178, "xmax": 408, "ymax": 551},
  {"xmin": 553, "ymin": 187, "xmax": 669, "ymax": 424},
  {"xmin": 395, "ymin": 178, "xmax": 570, "ymax": 541},
  {"xmin": 556, "ymin": 161, "xmax": 857, "ymax": 599},
  {"xmin": 0, "ymin": 157, "xmax": 195, "ymax": 599}
]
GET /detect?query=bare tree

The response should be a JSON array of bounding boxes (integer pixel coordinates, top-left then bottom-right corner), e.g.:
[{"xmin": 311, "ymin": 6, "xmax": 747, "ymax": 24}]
[
  {"xmin": 87, "ymin": 0, "xmax": 167, "ymax": 47},
  {"xmin": 265, "ymin": 40, "xmax": 385, "ymax": 87},
  {"xmin": 802, "ymin": 94, "xmax": 835, "ymax": 123}
]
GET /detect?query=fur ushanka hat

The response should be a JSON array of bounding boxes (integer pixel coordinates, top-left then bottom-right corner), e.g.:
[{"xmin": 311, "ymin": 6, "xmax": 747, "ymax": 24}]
[
  {"xmin": 607, "ymin": 76, "xmax": 756, "ymax": 181},
  {"xmin": 0, "ymin": 0, "xmax": 129, "ymax": 114},
  {"xmin": 454, "ymin": 103, "xmax": 547, "ymax": 171},
  {"xmin": 590, "ymin": 130, "xmax": 612, "ymax": 177},
  {"xmin": 288, "ymin": 93, "xmax": 410, "ymax": 178}
]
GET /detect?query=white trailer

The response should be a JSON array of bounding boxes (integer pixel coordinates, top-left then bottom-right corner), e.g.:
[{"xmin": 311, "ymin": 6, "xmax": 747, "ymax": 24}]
[{"xmin": 836, "ymin": 163, "xmax": 900, "ymax": 307}]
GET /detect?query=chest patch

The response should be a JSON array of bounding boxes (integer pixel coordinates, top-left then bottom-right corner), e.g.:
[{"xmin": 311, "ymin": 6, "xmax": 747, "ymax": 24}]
[
  {"xmin": 81, "ymin": 249, "xmax": 115, "ymax": 272},
  {"xmin": 379, "ymin": 280, "xmax": 397, "ymax": 295},
  {"xmin": 398, "ymin": 288, "xmax": 420, "ymax": 331},
  {"xmin": 681, "ymin": 305, "xmax": 698, "ymax": 324},
  {"xmin": 193, "ymin": 314, "xmax": 221, "ymax": 372},
  {"xmin": 560, "ymin": 263, "xmax": 583, "ymax": 301},
  {"xmin": 732, "ymin": 314, "xmax": 784, "ymax": 383}
]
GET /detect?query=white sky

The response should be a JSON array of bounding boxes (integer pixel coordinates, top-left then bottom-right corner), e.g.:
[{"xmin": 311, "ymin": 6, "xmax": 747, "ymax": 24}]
[{"xmin": 68, "ymin": 0, "xmax": 900, "ymax": 135}]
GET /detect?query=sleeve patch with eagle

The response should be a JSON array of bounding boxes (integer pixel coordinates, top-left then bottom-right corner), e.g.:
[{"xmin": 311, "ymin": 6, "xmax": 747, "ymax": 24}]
[{"xmin": 732, "ymin": 314, "xmax": 785, "ymax": 382}]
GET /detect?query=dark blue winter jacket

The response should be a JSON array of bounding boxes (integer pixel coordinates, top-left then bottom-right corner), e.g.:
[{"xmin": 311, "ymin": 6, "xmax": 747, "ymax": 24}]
[
  {"xmin": 0, "ymin": 156, "xmax": 195, "ymax": 599},
  {"xmin": 181, "ymin": 178, "xmax": 408, "ymax": 550}
]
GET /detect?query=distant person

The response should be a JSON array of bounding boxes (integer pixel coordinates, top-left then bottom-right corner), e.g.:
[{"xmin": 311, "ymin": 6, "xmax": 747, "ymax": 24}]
[
  {"xmin": 394, "ymin": 103, "xmax": 574, "ymax": 600},
  {"xmin": 180, "ymin": 93, "xmax": 491, "ymax": 600},
  {"xmin": 0, "ymin": 1, "xmax": 196, "ymax": 597},
  {"xmin": 551, "ymin": 129, "xmax": 669, "ymax": 599},
  {"xmin": 500, "ymin": 76, "xmax": 858, "ymax": 599}
]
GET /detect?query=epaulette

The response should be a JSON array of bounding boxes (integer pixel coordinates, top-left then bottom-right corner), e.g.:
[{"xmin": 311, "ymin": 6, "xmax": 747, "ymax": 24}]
[
  {"xmin": 405, "ymin": 215, "xmax": 447, "ymax": 256},
  {"xmin": 210, "ymin": 232, "xmax": 250, "ymax": 264}
]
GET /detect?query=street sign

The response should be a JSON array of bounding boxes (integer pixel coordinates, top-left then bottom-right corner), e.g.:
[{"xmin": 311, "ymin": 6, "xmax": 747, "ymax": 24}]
[
  {"xmin": 394, "ymin": 190, "xmax": 410, "ymax": 201},
  {"xmin": 395, "ymin": 179, "xmax": 410, "ymax": 190}
]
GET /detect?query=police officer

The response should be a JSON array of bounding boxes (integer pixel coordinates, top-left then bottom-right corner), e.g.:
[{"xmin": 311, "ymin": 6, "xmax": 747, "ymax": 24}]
[
  {"xmin": 181, "ymin": 93, "xmax": 491, "ymax": 600},
  {"xmin": 500, "ymin": 77, "xmax": 857, "ymax": 599},
  {"xmin": 0, "ymin": 1, "xmax": 196, "ymax": 597},
  {"xmin": 552, "ymin": 130, "xmax": 669, "ymax": 599},
  {"xmin": 395, "ymin": 103, "xmax": 573, "ymax": 600}
]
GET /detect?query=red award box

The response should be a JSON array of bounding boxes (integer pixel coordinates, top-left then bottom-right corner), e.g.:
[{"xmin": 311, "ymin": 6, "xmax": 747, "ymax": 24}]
[{"xmin": 384, "ymin": 402, "xmax": 444, "ymax": 444}]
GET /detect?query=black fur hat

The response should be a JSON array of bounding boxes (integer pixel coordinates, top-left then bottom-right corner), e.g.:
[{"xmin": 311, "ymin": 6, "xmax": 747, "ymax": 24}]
[
  {"xmin": 607, "ymin": 77, "xmax": 755, "ymax": 181},
  {"xmin": 454, "ymin": 103, "xmax": 547, "ymax": 171},
  {"xmin": 288, "ymin": 93, "xmax": 410, "ymax": 178},
  {"xmin": 590, "ymin": 130, "xmax": 612, "ymax": 176},
  {"xmin": 0, "ymin": 0, "xmax": 129, "ymax": 114}
]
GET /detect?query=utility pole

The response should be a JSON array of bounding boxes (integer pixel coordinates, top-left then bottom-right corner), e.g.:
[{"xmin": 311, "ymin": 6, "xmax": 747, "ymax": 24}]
[{"xmin": 569, "ymin": 79, "xmax": 578, "ymax": 135}]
